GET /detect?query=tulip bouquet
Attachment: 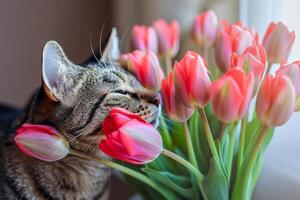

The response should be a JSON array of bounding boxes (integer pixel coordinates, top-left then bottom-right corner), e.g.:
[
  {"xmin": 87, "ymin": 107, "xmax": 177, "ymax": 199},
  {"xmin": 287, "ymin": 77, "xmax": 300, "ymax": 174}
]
[{"xmin": 13, "ymin": 10, "xmax": 300, "ymax": 200}]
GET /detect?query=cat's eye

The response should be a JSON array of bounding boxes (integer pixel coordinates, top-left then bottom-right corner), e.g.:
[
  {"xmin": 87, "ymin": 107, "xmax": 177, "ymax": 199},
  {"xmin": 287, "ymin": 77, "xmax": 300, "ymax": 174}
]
[
  {"xmin": 114, "ymin": 90, "xmax": 127, "ymax": 95},
  {"xmin": 114, "ymin": 90, "xmax": 139, "ymax": 99}
]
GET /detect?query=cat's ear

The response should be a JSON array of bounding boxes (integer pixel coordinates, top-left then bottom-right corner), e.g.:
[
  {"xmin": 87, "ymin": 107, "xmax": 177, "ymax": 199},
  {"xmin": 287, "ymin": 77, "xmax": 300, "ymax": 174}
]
[
  {"xmin": 42, "ymin": 41, "xmax": 83, "ymax": 105},
  {"xmin": 101, "ymin": 27, "xmax": 120, "ymax": 61}
]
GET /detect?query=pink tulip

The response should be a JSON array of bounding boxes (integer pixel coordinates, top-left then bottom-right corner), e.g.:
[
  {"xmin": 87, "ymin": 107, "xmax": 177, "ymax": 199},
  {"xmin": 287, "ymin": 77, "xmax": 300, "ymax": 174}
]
[
  {"xmin": 256, "ymin": 74, "xmax": 295, "ymax": 126},
  {"xmin": 132, "ymin": 25, "xmax": 158, "ymax": 54},
  {"xmin": 215, "ymin": 22, "xmax": 255, "ymax": 73},
  {"xmin": 174, "ymin": 51, "xmax": 211, "ymax": 108},
  {"xmin": 263, "ymin": 22, "xmax": 295, "ymax": 64},
  {"xmin": 232, "ymin": 44, "xmax": 266, "ymax": 92},
  {"xmin": 161, "ymin": 73, "xmax": 194, "ymax": 122},
  {"xmin": 99, "ymin": 107, "xmax": 163, "ymax": 165},
  {"xmin": 14, "ymin": 123, "xmax": 69, "ymax": 162},
  {"xmin": 192, "ymin": 10, "xmax": 218, "ymax": 48},
  {"xmin": 211, "ymin": 68, "xmax": 254, "ymax": 123},
  {"xmin": 153, "ymin": 19, "xmax": 180, "ymax": 57},
  {"xmin": 126, "ymin": 50, "xmax": 164, "ymax": 91},
  {"xmin": 276, "ymin": 61, "xmax": 300, "ymax": 111}
]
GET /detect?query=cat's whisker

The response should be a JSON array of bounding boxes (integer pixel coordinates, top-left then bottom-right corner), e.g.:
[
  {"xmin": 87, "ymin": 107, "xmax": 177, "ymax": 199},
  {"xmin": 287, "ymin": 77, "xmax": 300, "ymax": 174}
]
[
  {"xmin": 99, "ymin": 19, "xmax": 109, "ymax": 69},
  {"xmin": 67, "ymin": 130, "xmax": 89, "ymax": 143},
  {"xmin": 89, "ymin": 31, "xmax": 105, "ymax": 68},
  {"xmin": 91, "ymin": 130, "xmax": 103, "ymax": 152},
  {"xmin": 84, "ymin": 129, "xmax": 102, "ymax": 152}
]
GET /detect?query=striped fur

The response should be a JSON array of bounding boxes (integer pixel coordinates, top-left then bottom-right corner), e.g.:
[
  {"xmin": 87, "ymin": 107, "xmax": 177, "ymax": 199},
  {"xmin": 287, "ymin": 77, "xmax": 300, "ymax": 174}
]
[{"xmin": 0, "ymin": 41, "xmax": 160, "ymax": 200}]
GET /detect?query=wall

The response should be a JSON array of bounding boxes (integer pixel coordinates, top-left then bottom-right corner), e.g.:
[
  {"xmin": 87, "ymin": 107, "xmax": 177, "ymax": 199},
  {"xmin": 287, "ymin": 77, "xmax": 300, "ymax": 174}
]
[{"xmin": 0, "ymin": 0, "xmax": 112, "ymax": 107}]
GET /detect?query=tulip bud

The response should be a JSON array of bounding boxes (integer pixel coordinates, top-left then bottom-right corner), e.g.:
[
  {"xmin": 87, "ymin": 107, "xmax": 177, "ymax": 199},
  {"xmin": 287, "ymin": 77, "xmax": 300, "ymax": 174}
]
[
  {"xmin": 126, "ymin": 50, "xmax": 164, "ymax": 91},
  {"xmin": 256, "ymin": 75, "xmax": 295, "ymax": 126},
  {"xmin": 99, "ymin": 107, "xmax": 163, "ymax": 165},
  {"xmin": 14, "ymin": 123, "xmax": 69, "ymax": 162},
  {"xmin": 153, "ymin": 19, "xmax": 180, "ymax": 58},
  {"xmin": 215, "ymin": 23, "xmax": 255, "ymax": 73},
  {"xmin": 161, "ymin": 73, "xmax": 194, "ymax": 122},
  {"xmin": 174, "ymin": 51, "xmax": 211, "ymax": 108},
  {"xmin": 192, "ymin": 10, "xmax": 218, "ymax": 48},
  {"xmin": 132, "ymin": 25, "xmax": 158, "ymax": 54},
  {"xmin": 232, "ymin": 44, "xmax": 266, "ymax": 92},
  {"xmin": 211, "ymin": 68, "xmax": 254, "ymax": 123},
  {"xmin": 276, "ymin": 61, "xmax": 300, "ymax": 111},
  {"xmin": 262, "ymin": 22, "xmax": 295, "ymax": 64}
]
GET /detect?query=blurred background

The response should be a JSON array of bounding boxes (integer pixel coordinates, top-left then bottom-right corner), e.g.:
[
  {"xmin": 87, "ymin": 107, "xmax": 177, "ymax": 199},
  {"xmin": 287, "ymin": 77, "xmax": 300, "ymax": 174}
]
[{"xmin": 0, "ymin": 0, "xmax": 299, "ymax": 199}]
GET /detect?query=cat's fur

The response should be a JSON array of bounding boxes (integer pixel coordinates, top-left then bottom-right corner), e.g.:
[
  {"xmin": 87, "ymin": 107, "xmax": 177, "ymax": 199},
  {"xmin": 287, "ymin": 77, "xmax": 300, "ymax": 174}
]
[{"xmin": 0, "ymin": 29, "xmax": 160, "ymax": 200}]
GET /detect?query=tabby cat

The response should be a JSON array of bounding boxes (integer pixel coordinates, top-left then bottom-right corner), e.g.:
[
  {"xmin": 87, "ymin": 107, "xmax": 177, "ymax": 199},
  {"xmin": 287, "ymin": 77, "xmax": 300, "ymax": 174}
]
[{"xmin": 0, "ymin": 29, "xmax": 160, "ymax": 200}]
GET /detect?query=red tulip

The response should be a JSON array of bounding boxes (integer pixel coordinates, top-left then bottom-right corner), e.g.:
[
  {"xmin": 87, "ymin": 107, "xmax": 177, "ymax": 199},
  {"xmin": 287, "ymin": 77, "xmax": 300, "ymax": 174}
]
[
  {"xmin": 14, "ymin": 123, "xmax": 69, "ymax": 162},
  {"xmin": 232, "ymin": 44, "xmax": 266, "ymax": 92},
  {"xmin": 256, "ymin": 75, "xmax": 295, "ymax": 126},
  {"xmin": 211, "ymin": 68, "xmax": 254, "ymax": 123},
  {"xmin": 276, "ymin": 61, "xmax": 300, "ymax": 111},
  {"xmin": 174, "ymin": 51, "xmax": 211, "ymax": 108},
  {"xmin": 132, "ymin": 25, "xmax": 158, "ymax": 54},
  {"xmin": 99, "ymin": 107, "xmax": 163, "ymax": 165},
  {"xmin": 127, "ymin": 50, "xmax": 164, "ymax": 91},
  {"xmin": 161, "ymin": 73, "xmax": 194, "ymax": 122},
  {"xmin": 192, "ymin": 10, "xmax": 218, "ymax": 48},
  {"xmin": 153, "ymin": 19, "xmax": 180, "ymax": 57},
  {"xmin": 263, "ymin": 22, "xmax": 295, "ymax": 64},
  {"xmin": 215, "ymin": 22, "xmax": 255, "ymax": 73}
]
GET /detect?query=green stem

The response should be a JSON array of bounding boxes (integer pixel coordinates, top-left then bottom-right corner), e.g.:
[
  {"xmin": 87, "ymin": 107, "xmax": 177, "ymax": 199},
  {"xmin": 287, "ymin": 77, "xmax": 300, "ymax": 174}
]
[
  {"xmin": 183, "ymin": 121, "xmax": 199, "ymax": 168},
  {"xmin": 219, "ymin": 123, "xmax": 227, "ymax": 139},
  {"xmin": 227, "ymin": 124, "xmax": 236, "ymax": 179},
  {"xmin": 159, "ymin": 115, "xmax": 173, "ymax": 149},
  {"xmin": 232, "ymin": 125, "xmax": 270, "ymax": 200},
  {"xmin": 164, "ymin": 55, "xmax": 173, "ymax": 75},
  {"xmin": 198, "ymin": 108, "xmax": 220, "ymax": 163},
  {"xmin": 237, "ymin": 116, "xmax": 247, "ymax": 170},
  {"xmin": 162, "ymin": 149, "xmax": 208, "ymax": 200},
  {"xmin": 70, "ymin": 149, "xmax": 171, "ymax": 200}
]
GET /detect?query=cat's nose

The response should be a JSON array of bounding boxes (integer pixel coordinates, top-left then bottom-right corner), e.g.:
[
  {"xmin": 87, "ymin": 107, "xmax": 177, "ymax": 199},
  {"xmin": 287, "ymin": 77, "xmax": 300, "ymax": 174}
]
[
  {"xmin": 148, "ymin": 94, "xmax": 161, "ymax": 106},
  {"xmin": 140, "ymin": 90, "xmax": 161, "ymax": 106}
]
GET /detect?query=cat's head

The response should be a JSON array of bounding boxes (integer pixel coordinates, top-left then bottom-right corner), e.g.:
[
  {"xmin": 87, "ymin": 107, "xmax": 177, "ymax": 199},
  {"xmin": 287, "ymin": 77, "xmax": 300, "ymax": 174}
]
[{"xmin": 37, "ymin": 29, "xmax": 160, "ymax": 153}]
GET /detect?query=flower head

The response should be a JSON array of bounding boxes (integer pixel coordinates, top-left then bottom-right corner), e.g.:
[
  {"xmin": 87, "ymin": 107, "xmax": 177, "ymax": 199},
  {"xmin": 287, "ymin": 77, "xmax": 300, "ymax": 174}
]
[
  {"xmin": 153, "ymin": 19, "xmax": 180, "ymax": 58},
  {"xmin": 174, "ymin": 51, "xmax": 211, "ymax": 108},
  {"xmin": 215, "ymin": 21, "xmax": 256, "ymax": 73},
  {"xmin": 256, "ymin": 74, "xmax": 295, "ymax": 126},
  {"xmin": 124, "ymin": 50, "xmax": 164, "ymax": 91},
  {"xmin": 161, "ymin": 73, "xmax": 194, "ymax": 122},
  {"xmin": 192, "ymin": 10, "xmax": 218, "ymax": 48},
  {"xmin": 14, "ymin": 123, "xmax": 69, "ymax": 162},
  {"xmin": 99, "ymin": 107, "xmax": 163, "ymax": 165},
  {"xmin": 276, "ymin": 61, "xmax": 300, "ymax": 111},
  {"xmin": 263, "ymin": 22, "xmax": 295, "ymax": 64},
  {"xmin": 211, "ymin": 68, "xmax": 254, "ymax": 123},
  {"xmin": 232, "ymin": 44, "xmax": 266, "ymax": 92},
  {"xmin": 132, "ymin": 25, "xmax": 158, "ymax": 53}
]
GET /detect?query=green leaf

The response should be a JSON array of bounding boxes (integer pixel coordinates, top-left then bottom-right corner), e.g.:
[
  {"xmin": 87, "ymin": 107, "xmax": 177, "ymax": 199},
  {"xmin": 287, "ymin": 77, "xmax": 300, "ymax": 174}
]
[
  {"xmin": 249, "ymin": 151, "xmax": 264, "ymax": 193},
  {"xmin": 216, "ymin": 133, "xmax": 230, "ymax": 183},
  {"xmin": 158, "ymin": 115, "xmax": 173, "ymax": 149},
  {"xmin": 249, "ymin": 127, "xmax": 275, "ymax": 192},
  {"xmin": 143, "ymin": 168, "xmax": 194, "ymax": 199},
  {"xmin": 203, "ymin": 157, "xmax": 229, "ymax": 200},
  {"xmin": 244, "ymin": 118, "xmax": 261, "ymax": 156},
  {"xmin": 189, "ymin": 111, "xmax": 209, "ymax": 172},
  {"xmin": 147, "ymin": 154, "xmax": 178, "ymax": 173}
]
